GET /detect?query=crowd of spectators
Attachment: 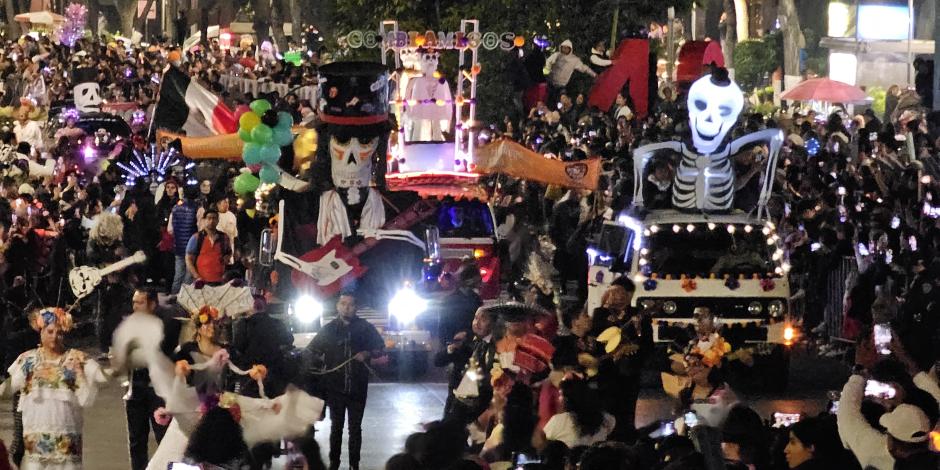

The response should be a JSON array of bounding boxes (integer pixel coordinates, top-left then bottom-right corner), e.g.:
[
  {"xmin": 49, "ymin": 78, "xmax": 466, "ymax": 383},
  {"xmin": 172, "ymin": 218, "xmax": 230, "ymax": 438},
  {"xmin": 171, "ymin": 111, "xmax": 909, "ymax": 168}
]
[{"xmin": 0, "ymin": 26, "xmax": 935, "ymax": 470}]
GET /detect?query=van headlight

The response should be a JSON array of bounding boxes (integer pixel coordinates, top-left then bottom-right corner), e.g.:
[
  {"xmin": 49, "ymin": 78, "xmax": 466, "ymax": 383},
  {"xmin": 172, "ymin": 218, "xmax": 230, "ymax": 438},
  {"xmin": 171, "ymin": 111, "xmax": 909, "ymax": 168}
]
[
  {"xmin": 389, "ymin": 287, "xmax": 428, "ymax": 324},
  {"xmin": 641, "ymin": 299, "xmax": 656, "ymax": 309},
  {"xmin": 768, "ymin": 300, "xmax": 785, "ymax": 317},
  {"xmin": 663, "ymin": 301, "xmax": 677, "ymax": 314},
  {"xmin": 748, "ymin": 301, "xmax": 763, "ymax": 315},
  {"xmin": 292, "ymin": 295, "xmax": 323, "ymax": 324}
]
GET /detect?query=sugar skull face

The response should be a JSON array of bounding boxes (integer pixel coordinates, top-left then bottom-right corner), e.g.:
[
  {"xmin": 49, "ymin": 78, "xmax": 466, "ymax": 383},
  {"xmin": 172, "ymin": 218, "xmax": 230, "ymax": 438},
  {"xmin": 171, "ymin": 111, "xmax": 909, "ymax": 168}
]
[
  {"xmin": 417, "ymin": 51, "xmax": 439, "ymax": 75},
  {"xmin": 73, "ymin": 82, "xmax": 101, "ymax": 113},
  {"xmin": 330, "ymin": 136, "xmax": 378, "ymax": 189},
  {"xmin": 400, "ymin": 48, "xmax": 420, "ymax": 71},
  {"xmin": 687, "ymin": 74, "xmax": 743, "ymax": 154}
]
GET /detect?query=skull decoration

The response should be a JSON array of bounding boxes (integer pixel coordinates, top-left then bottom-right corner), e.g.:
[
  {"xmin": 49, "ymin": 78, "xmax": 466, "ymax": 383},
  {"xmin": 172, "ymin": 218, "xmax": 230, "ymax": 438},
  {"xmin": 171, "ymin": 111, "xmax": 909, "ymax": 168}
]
[
  {"xmin": 329, "ymin": 136, "xmax": 378, "ymax": 195},
  {"xmin": 686, "ymin": 70, "xmax": 743, "ymax": 154},
  {"xmin": 72, "ymin": 67, "xmax": 101, "ymax": 113},
  {"xmin": 417, "ymin": 48, "xmax": 440, "ymax": 75}
]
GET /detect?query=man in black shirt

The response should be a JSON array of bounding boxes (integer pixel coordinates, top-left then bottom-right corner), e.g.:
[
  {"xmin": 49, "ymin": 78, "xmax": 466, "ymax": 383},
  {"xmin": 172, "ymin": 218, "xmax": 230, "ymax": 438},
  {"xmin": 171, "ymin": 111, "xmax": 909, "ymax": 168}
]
[
  {"xmin": 306, "ymin": 292, "xmax": 384, "ymax": 470},
  {"xmin": 125, "ymin": 288, "xmax": 180, "ymax": 470}
]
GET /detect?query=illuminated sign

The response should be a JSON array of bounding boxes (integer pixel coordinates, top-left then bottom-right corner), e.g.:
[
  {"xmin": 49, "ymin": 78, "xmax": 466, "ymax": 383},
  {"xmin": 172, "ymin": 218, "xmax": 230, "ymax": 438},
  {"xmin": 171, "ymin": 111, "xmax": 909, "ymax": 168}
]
[
  {"xmin": 857, "ymin": 4, "xmax": 910, "ymax": 40},
  {"xmin": 344, "ymin": 30, "xmax": 525, "ymax": 51}
]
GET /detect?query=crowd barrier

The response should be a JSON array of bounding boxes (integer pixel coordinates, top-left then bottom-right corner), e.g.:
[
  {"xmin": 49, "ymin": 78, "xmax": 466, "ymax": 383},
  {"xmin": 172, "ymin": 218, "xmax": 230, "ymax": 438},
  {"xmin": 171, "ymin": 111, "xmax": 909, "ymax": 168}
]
[{"xmin": 218, "ymin": 75, "xmax": 318, "ymax": 103}]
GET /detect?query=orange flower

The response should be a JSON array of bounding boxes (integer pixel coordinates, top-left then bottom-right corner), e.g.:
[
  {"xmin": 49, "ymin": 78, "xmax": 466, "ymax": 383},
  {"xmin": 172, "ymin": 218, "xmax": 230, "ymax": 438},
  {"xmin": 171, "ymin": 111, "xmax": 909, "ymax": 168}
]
[
  {"xmin": 248, "ymin": 364, "xmax": 268, "ymax": 382},
  {"xmin": 175, "ymin": 360, "xmax": 191, "ymax": 377},
  {"xmin": 681, "ymin": 278, "xmax": 697, "ymax": 292}
]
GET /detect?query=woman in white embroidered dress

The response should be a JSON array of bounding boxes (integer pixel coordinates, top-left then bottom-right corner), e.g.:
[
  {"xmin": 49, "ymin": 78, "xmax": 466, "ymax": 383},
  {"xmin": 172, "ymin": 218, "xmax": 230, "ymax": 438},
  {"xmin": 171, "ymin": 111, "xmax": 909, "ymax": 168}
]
[{"xmin": 7, "ymin": 308, "xmax": 105, "ymax": 470}]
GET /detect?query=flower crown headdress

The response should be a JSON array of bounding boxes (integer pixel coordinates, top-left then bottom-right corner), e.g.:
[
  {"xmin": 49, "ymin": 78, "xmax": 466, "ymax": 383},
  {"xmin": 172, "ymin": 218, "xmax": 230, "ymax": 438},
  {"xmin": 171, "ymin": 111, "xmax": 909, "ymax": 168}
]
[
  {"xmin": 191, "ymin": 305, "xmax": 220, "ymax": 327},
  {"xmin": 31, "ymin": 307, "xmax": 73, "ymax": 332}
]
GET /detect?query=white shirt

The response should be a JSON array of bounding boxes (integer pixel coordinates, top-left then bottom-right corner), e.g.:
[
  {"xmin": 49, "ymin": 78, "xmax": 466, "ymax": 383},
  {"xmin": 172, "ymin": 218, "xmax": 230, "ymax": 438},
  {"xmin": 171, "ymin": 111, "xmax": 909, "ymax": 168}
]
[
  {"xmin": 542, "ymin": 411, "xmax": 615, "ymax": 448},
  {"xmin": 14, "ymin": 119, "xmax": 43, "ymax": 153}
]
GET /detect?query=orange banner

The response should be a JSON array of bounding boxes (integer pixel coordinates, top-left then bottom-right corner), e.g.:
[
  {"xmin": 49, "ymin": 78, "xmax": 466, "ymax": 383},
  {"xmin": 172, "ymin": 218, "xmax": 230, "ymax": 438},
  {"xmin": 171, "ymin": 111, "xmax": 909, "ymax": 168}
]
[{"xmin": 475, "ymin": 139, "xmax": 600, "ymax": 190}]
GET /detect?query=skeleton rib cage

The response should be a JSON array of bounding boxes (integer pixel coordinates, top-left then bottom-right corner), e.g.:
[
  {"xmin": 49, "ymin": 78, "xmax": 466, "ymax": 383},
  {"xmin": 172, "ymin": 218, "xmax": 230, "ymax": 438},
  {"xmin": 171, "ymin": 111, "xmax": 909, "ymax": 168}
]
[{"xmin": 672, "ymin": 146, "xmax": 735, "ymax": 211}]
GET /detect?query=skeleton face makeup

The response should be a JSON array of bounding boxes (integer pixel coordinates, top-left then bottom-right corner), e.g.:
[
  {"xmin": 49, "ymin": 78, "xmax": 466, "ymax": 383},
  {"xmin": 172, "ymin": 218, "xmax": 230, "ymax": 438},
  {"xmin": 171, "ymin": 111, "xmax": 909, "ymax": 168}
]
[
  {"xmin": 330, "ymin": 136, "xmax": 378, "ymax": 190},
  {"xmin": 687, "ymin": 74, "xmax": 743, "ymax": 154},
  {"xmin": 73, "ymin": 82, "xmax": 101, "ymax": 113}
]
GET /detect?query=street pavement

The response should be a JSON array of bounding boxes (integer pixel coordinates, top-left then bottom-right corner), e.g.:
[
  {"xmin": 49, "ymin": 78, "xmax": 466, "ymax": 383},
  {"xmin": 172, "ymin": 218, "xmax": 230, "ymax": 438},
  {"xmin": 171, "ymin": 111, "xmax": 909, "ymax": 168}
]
[{"xmin": 0, "ymin": 344, "xmax": 848, "ymax": 470}]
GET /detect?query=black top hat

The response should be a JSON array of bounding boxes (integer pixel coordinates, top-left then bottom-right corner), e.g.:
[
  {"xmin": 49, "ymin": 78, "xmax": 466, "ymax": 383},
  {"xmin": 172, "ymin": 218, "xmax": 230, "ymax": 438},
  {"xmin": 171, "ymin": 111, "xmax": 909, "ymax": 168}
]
[
  {"xmin": 317, "ymin": 62, "xmax": 390, "ymax": 126},
  {"xmin": 71, "ymin": 67, "xmax": 97, "ymax": 87}
]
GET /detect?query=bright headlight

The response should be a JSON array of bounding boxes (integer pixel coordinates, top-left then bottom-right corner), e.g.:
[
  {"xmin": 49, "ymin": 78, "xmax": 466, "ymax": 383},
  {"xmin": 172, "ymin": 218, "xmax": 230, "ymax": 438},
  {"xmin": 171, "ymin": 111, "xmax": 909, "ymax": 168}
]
[
  {"xmin": 663, "ymin": 301, "xmax": 677, "ymax": 314},
  {"xmin": 768, "ymin": 300, "xmax": 785, "ymax": 317},
  {"xmin": 293, "ymin": 295, "xmax": 323, "ymax": 324},
  {"xmin": 389, "ymin": 287, "xmax": 427, "ymax": 324},
  {"xmin": 748, "ymin": 301, "xmax": 763, "ymax": 315},
  {"xmin": 641, "ymin": 299, "xmax": 655, "ymax": 309}
]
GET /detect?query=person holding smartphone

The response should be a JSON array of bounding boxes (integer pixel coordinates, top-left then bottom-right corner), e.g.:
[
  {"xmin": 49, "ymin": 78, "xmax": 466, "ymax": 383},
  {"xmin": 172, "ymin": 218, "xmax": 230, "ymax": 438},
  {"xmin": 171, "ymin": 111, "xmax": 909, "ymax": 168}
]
[{"xmin": 836, "ymin": 335, "xmax": 939, "ymax": 470}]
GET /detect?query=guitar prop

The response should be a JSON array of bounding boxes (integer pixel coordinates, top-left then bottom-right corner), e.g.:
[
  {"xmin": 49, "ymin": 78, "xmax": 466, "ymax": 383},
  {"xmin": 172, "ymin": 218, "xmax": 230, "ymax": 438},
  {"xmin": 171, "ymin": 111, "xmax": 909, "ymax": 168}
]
[
  {"xmin": 286, "ymin": 198, "xmax": 439, "ymax": 296},
  {"xmin": 69, "ymin": 251, "xmax": 147, "ymax": 299}
]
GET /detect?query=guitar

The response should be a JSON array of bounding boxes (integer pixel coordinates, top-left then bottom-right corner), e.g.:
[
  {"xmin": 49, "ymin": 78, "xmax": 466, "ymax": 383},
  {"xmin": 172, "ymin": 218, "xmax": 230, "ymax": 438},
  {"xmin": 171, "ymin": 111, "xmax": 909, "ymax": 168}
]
[
  {"xmin": 578, "ymin": 343, "xmax": 641, "ymax": 378},
  {"xmin": 69, "ymin": 251, "xmax": 147, "ymax": 299},
  {"xmin": 290, "ymin": 198, "xmax": 440, "ymax": 296}
]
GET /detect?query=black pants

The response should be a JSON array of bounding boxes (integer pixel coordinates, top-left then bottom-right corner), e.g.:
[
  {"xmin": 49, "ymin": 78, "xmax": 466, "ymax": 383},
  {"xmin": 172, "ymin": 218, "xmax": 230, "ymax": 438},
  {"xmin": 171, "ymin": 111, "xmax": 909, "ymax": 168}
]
[
  {"xmin": 603, "ymin": 374, "xmax": 640, "ymax": 443},
  {"xmin": 126, "ymin": 387, "xmax": 168, "ymax": 470},
  {"xmin": 327, "ymin": 393, "xmax": 366, "ymax": 470}
]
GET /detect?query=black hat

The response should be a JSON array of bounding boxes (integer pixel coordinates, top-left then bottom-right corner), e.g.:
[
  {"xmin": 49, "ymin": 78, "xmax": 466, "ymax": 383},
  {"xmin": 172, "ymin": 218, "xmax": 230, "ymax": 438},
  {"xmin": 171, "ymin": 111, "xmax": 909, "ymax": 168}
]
[
  {"xmin": 317, "ymin": 62, "xmax": 390, "ymax": 126},
  {"xmin": 71, "ymin": 66, "xmax": 96, "ymax": 86}
]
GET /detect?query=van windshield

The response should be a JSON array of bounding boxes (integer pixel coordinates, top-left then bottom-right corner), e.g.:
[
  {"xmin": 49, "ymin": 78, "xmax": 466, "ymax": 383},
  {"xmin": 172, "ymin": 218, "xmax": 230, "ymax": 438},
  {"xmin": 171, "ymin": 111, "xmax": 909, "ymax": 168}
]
[
  {"xmin": 436, "ymin": 201, "xmax": 495, "ymax": 238},
  {"xmin": 646, "ymin": 225, "xmax": 774, "ymax": 277}
]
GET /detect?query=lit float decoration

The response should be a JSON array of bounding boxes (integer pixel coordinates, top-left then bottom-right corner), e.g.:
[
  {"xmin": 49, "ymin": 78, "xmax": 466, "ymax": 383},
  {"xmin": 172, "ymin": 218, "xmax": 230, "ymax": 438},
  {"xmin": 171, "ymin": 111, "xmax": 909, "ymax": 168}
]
[{"xmin": 632, "ymin": 68, "xmax": 784, "ymax": 214}]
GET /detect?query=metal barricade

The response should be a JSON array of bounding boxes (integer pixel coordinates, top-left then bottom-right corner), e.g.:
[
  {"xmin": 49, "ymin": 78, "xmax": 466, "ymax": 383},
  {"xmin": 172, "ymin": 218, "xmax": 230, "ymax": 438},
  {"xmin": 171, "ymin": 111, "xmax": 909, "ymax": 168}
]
[
  {"xmin": 825, "ymin": 256, "xmax": 857, "ymax": 343},
  {"xmin": 218, "ymin": 75, "xmax": 318, "ymax": 103}
]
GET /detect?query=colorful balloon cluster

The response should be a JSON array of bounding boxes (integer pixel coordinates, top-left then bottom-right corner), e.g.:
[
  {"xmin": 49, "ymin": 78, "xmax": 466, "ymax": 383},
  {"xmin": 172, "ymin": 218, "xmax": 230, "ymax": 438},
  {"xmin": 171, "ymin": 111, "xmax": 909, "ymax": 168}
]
[{"xmin": 237, "ymin": 99, "xmax": 294, "ymax": 188}]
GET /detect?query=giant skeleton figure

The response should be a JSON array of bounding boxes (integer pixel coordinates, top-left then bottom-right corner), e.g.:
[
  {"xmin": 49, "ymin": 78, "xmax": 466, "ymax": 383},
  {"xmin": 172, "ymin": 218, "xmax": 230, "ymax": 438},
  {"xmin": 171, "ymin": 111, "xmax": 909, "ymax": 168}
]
[
  {"xmin": 272, "ymin": 62, "xmax": 426, "ymax": 299},
  {"xmin": 633, "ymin": 69, "xmax": 783, "ymax": 214}
]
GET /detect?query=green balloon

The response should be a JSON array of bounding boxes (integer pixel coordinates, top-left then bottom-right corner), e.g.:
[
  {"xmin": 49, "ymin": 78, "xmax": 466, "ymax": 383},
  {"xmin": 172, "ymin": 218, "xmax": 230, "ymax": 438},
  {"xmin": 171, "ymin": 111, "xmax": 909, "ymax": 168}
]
[
  {"xmin": 259, "ymin": 144, "xmax": 281, "ymax": 164},
  {"xmin": 251, "ymin": 124, "xmax": 273, "ymax": 143},
  {"xmin": 238, "ymin": 128, "xmax": 253, "ymax": 143},
  {"xmin": 273, "ymin": 128, "xmax": 294, "ymax": 147},
  {"xmin": 242, "ymin": 142, "xmax": 262, "ymax": 165},
  {"xmin": 259, "ymin": 164, "xmax": 280, "ymax": 184},
  {"xmin": 250, "ymin": 99, "xmax": 272, "ymax": 116},
  {"xmin": 284, "ymin": 51, "xmax": 303, "ymax": 66},
  {"xmin": 234, "ymin": 173, "xmax": 260, "ymax": 195}
]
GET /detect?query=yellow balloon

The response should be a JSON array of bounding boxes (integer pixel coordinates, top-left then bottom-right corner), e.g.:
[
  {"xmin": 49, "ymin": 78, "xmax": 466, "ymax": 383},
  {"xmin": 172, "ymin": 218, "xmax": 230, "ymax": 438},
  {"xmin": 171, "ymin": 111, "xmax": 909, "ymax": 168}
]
[
  {"xmin": 239, "ymin": 112, "xmax": 261, "ymax": 133},
  {"xmin": 292, "ymin": 128, "xmax": 318, "ymax": 172}
]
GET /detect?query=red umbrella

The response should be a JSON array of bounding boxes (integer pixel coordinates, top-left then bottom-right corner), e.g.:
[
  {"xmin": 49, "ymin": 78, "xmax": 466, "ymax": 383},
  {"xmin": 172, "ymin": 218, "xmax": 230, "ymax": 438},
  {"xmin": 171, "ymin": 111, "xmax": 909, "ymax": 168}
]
[{"xmin": 780, "ymin": 78, "xmax": 869, "ymax": 103}]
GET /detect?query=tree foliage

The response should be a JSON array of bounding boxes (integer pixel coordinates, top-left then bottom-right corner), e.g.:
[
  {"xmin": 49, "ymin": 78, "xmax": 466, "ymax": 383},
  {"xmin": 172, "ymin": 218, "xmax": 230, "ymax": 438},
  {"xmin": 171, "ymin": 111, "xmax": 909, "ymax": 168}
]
[{"xmin": 732, "ymin": 32, "xmax": 781, "ymax": 91}]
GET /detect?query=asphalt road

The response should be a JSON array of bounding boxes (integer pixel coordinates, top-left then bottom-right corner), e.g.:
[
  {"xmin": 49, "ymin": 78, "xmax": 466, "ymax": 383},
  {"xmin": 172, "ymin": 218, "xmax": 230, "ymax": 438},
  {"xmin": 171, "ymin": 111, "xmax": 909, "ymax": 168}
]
[{"xmin": 0, "ymin": 342, "xmax": 849, "ymax": 470}]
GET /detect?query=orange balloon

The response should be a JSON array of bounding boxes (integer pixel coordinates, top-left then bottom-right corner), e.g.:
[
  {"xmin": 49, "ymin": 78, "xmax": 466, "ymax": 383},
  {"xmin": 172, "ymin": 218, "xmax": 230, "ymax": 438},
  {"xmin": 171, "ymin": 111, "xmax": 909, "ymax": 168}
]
[{"xmin": 513, "ymin": 36, "xmax": 525, "ymax": 47}]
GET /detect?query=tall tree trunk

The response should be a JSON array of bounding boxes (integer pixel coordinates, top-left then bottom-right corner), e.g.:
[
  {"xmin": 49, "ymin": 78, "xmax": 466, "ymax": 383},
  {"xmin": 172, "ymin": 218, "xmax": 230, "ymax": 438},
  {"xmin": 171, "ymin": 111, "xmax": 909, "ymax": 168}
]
[
  {"xmin": 778, "ymin": 0, "xmax": 805, "ymax": 78},
  {"xmin": 733, "ymin": 0, "xmax": 748, "ymax": 41},
  {"xmin": 87, "ymin": 0, "xmax": 98, "ymax": 36},
  {"xmin": 114, "ymin": 0, "xmax": 136, "ymax": 38},
  {"xmin": 135, "ymin": 0, "xmax": 156, "ymax": 39},
  {"xmin": 5, "ymin": 0, "xmax": 18, "ymax": 38},
  {"xmin": 721, "ymin": 0, "xmax": 736, "ymax": 67},
  {"xmin": 252, "ymin": 0, "xmax": 271, "ymax": 46},
  {"xmin": 270, "ymin": 0, "xmax": 287, "ymax": 51},
  {"xmin": 289, "ymin": 0, "xmax": 300, "ymax": 43}
]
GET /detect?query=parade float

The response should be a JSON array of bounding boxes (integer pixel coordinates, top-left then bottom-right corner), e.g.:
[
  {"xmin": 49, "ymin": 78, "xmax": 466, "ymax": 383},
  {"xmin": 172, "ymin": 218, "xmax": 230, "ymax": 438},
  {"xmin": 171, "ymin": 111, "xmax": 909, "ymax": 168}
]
[{"xmin": 586, "ymin": 70, "xmax": 796, "ymax": 391}]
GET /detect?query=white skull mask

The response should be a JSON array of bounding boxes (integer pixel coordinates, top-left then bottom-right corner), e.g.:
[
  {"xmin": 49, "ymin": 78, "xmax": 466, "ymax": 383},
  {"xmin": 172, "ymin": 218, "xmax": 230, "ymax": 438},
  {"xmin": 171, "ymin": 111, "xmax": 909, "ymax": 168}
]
[
  {"xmin": 687, "ymin": 74, "xmax": 743, "ymax": 154},
  {"xmin": 400, "ymin": 48, "xmax": 420, "ymax": 71},
  {"xmin": 73, "ymin": 82, "xmax": 101, "ymax": 113},
  {"xmin": 330, "ymin": 136, "xmax": 378, "ymax": 191},
  {"xmin": 418, "ymin": 51, "xmax": 439, "ymax": 75}
]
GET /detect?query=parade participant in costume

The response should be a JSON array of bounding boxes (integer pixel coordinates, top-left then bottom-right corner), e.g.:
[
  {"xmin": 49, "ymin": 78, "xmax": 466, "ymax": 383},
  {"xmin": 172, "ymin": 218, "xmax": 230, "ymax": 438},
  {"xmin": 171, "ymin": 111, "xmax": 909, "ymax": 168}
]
[
  {"xmin": 6, "ymin": 308, "xmax": 107, "ymax": 470},
  {"xmin": 109, "ymin": 299, "xmax": 322, "ymax": 470},
  {"xmin": 442, "ymin": 306, "xmax": 498, "ymax": 426},
  {"xmin": 305, "ymin": 292, "xmax": 385, "ymax": 470},
  {"xmin": 586, "ymin": 280, "xmax": 653, "ymax": 442},
  {"xmin": 403, "ymin": 48, "xmax": 452, "ymax": 142},
  {"xmin": 71, "ymin": 67, "xmax": 102, "ymax": 114}
]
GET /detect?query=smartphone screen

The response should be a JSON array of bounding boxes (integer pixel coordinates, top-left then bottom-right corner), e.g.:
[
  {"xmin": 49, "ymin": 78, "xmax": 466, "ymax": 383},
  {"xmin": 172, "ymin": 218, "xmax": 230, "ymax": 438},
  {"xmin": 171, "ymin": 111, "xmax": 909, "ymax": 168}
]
[
  {"xmin": 168, "ymin": 464, "xmax": 200, "ymax": 470},
  {"xmin": 874, "ymin": 323, "xmax": 892, "ymax": 355},
  {"xmin": 773, "ymin": 412, "xmax": 801, "ymax": 428},
  {"xmin": 858, "ymin": 243, "xmax": 870, "ymax": 256},
  {"xmin": 684, "ymin": 411, "xmax": 699, "ymax": 428},
  {"xmin": 865, "ymin": 380, "xmax": 897, "ymax": 399}
]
